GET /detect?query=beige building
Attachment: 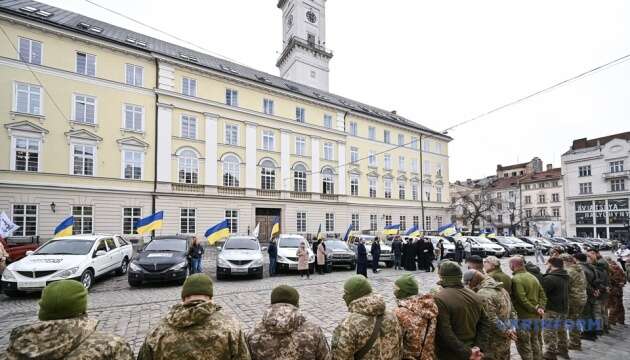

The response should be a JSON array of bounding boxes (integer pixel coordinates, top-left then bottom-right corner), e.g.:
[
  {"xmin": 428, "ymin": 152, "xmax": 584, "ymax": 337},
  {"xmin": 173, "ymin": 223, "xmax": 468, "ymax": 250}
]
[{"xmin": 0, "ymin": 1, "xmax": 451, "ymax": 241}]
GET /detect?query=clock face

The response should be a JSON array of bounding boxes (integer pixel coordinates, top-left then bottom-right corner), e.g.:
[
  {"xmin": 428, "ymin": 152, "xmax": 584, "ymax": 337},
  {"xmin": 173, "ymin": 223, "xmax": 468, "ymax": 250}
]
[
  {"xmin": 306, "ymin": 10, "xmax": 317, "ymax": 24},
  {"xmin": 287, "ymin": 14, "xmax": 293, "ymax": 27}
]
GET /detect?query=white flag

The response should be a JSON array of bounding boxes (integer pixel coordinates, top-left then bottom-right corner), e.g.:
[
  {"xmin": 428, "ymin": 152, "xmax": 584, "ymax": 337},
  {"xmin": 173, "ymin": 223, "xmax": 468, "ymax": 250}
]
[
  {"xmin": 253, "ymin": 223, "xmax": 260, "ymax": 238},
  {"xmin": 0, "ymin": 211, "xmax": 19, "ymax": 238}
]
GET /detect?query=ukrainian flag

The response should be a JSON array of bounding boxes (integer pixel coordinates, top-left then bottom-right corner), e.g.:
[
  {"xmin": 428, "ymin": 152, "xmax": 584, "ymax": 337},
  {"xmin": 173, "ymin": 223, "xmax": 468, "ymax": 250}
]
[
  {"xmin": 205, "ymin": 220, "xmax": 230, "ymax": 245},
  {"xmin": 343, "ymin": 224, "xmax": 353, "ymax": 242},
  {"xmin": 486, "ymin": 229, "xmax": 497, "ymax": 239},
  {"xmin": 383, "ymin": 224, "xmax": 400, "ymax": 235},
  {"xmin": 316, "ymin": 224, "xmax": 323, "ymax": 240},
  {"xmin": 270, "ymin": 217, "xmax": 280, "ymax": 239},
  {"xmin": 404, "ymin": 225, "xmax": 422, "ymax": 237},
  {"xmin": 134, "ymin": 211, "xmax": 164, "ymax": 235},
  {"xmin": 438, "ymin": 223, "xmax": 457, "ymax": 237},
  {"xmin": 54, "ymin": 216, "xmax": 74, "ymax": 238}
]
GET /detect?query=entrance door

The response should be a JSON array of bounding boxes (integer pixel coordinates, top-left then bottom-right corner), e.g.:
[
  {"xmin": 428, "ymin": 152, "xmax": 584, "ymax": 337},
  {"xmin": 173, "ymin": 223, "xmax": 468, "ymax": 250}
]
[{"xmin": 255, "ymin": 208, "xmax": 281, "ymax": 243}]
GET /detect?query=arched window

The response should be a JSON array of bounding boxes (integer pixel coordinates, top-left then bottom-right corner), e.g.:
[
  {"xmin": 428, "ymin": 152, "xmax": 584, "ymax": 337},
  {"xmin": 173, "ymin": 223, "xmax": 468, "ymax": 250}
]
[
  {"xmin": 294, "ymin": 164, "xmax": 307, "ymax": 192},
  {"xmin": 322, "ymin": 167, "xmax": 334, "ymax": 195},
  {"xmin": 260, "ymin": 159, "xmax": 276, "ymax": 190},
  {"xmin": 178, "ymin": 149, "xmax": 198, "ymax": 184},
  {"xmin": 223, "ymin": 155, "xmax": 240, "ymax": 187}
]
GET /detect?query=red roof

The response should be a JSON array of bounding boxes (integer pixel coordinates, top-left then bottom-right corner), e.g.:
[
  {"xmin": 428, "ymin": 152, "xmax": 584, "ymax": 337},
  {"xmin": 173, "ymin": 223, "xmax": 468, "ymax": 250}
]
[{"xmin": 519, "ymin": 168, "xmax": 561, "ymax": 183}]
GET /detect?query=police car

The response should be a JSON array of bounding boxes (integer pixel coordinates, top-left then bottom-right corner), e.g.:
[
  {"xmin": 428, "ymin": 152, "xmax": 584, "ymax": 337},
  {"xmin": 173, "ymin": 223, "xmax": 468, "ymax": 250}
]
[{"xmin": 1, "ymin": 234, "xmax": 133, "ymax": 296}]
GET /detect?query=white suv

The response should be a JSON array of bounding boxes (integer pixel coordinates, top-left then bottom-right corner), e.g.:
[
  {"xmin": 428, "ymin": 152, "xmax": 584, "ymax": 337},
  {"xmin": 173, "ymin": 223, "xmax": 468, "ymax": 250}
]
[
  {"xmin": 216, "ymin": 236, "xmax": 264, "ymax": 280},
  {"xmin": 275, "ymin": 234, "xmax": 315, "ymax": 273},
  {"xmin": 1, "ymin": 234, "xmax": 133, "ymax": 296}
]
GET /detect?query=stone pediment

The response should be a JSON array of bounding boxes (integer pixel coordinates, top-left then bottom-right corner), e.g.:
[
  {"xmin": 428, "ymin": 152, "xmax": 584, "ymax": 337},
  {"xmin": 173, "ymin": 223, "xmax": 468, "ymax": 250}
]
[
  {"xmin": 4, "ymin": 120, "xmax": 49, "ymax": 135},
  {"xmin": 435, "ymin": 179, "xmax": 444, "ymax": 186},
  {"xmin": 348, "ymin": 166, "xmax": 362, "ymax": 175},
  {"xmin": 116, "ymin": 136, "xmax": 150, "ymax": 149},
  {"xmin": 65, "ymin": 129, "xmax": 103, "ymax": 142},
  {"xmin": 410, "ymin": 176, "xmax": 420, "ymax": 183},
  {"xmin": 397, "ymin": 174, "xmax": 408, "ymax": 181},
  {"xmin": 366, "ymin": 170, "xmax": 380, "ymax": 178},
  {"xmin": 383, "ymin": 173, "xmax": 394, "ymax": 180}
]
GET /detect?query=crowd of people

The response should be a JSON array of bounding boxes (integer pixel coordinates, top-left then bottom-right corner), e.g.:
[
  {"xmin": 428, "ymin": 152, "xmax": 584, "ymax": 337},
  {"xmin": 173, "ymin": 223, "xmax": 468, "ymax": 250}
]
[
  {"xmin": 2, "ymin": 244, "xmax": 627, "ymax": 360},
  {"xmin": 390, "ymin": 236, "xmax": 440, "ymax": 273}
]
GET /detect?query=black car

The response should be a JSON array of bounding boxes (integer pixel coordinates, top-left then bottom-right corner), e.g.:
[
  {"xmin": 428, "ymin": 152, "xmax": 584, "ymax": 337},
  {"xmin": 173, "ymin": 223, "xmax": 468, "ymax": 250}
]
[
  {"xmin": 128, "ymin": 236, "xmax": 191, "ymax": 286},
  {"xmin": 325, "ymin": 239, "xmax": 356, "ymax": 270}
]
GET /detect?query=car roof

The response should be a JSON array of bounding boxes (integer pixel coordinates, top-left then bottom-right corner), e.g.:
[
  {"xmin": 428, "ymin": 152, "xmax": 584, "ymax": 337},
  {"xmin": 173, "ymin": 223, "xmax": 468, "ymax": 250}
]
[
  {"xmin": 227, "ymin": 235, "xmax": 258, "ymax": 241},
  {"xmin": 50, "ymin": 234, "xmax": 111, "ymax": 241}
]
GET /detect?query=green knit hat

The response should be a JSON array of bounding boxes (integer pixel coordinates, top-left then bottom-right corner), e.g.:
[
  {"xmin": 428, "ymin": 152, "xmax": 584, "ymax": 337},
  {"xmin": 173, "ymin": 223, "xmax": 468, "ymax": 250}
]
[
  {"xmin": 438, "ymin": 261, "xmax": 463, "ymax": 287},
  {"xmin": 271, "ymin": 285, "xmax": 299, "ymax": 307},
  {"xmin": 343, "ymin": 275, "xmax": 372, "ymax": 305},
  {"xmin": 181, "ymin": 274, "xmax": 213, "ymax": 299},
  {"xmin": 394, "ymin": 274, "xmax": 418, "ymax": 299},
  {"xmin": 38, "ymin": 280, "xmax": 87, "ymax": 321}
]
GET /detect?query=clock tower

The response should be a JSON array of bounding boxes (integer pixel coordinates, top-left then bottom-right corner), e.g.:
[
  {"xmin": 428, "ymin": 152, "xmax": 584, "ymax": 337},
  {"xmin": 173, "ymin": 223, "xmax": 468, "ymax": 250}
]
[{"xmin": 276, "ymin": 0, "xmax": 333, "ymax": 91}]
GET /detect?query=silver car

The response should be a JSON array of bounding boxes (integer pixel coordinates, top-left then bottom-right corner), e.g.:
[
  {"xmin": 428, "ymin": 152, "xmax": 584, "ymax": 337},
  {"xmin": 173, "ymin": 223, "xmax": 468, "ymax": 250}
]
[{"xmin": 216, "ymin": 236, "xmax": 265, "ymax": 280}]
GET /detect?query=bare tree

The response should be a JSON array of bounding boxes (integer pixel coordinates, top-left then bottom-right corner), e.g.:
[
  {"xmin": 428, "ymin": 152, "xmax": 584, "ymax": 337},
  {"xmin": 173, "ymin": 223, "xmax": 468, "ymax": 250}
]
[{"xmin": 452, "ymin": 186, "xmax": 498, "ymax": 234}]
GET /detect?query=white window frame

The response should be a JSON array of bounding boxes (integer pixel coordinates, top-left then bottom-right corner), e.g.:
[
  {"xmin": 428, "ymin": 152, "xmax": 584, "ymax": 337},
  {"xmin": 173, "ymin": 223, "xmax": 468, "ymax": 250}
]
[
  {"xmin": 181, "ymin": 115, "xmax": 197, "ymax": 139},
  {"xmin": 384, "ymin": 178, "xmax": 392, "ymax": 199},
  {"xmin": 368, "ymin": 177, "xmax": 377, "ymax": 198},
  {"xmin": 11, "ymin": 204, "xmax": 38, "ymax": 236},
  {"xmin": 260, "ymin": 160, "xmax": 276, "ymax": 190},
  {"xmin": 410, "ymin": 136, "xmax": 419, "ymax": 149},
  {"xmin": 385, "ymin": 215, "xmax": 392, "ymax": 227},
  {"xmin": 122, "ymin": 103, "xmax": 144, "ymax": 132},
  {"xmin": 323, "ymin": 142, "xmax": 333, "ymax": 160},
  {"xmin": 180, "ymin": 208, "xmax": 196, "ymax": 234},
  {"xmin": 323, "ymin": 114, "xmax": 333, "ymax": 128},
  {"xmin": 352, "ymin": 213, "xmax": 360, "ymax": 231},
  {"xmin": 423, "ymin": 139, "xmax": 431, "ymax": 152},
  {"xmin": 398, "ymin": 181, "xmax": 406, "ymax": 200},
  {"xmin": 122, "ymin": 207, "xmax": 142, "ymax": 235},
  {"xmin": 121, "ymin": 148, "xmax": 144, "ymax": 180},
  {"xmin": 398, "ymin": 156, "xmax": 405, "ymax": 171},
  {"xmin": 262, "ymin": 130, "xmax": 275, "ymax": 151},
  {"xmin": 296, "ymin": 107, "xmax": 305, "ymax": 123},
  {"xmin": 610, "ymin": 161, "xmax": 624, "ymax": 173},
  {"xmin": 398, "ymin": 134, "xmax": 405, "ymax": 146},
  {"xmin": 413, "ymin": 216, "xmax": 419, "ymax": 228},
  {"xmin": 425, "ymin": 216, "xmax": 432, "ymax": 231},
  {"xmin": 411, "ymin": 182, "xmax": 418, "ymax": 201},
  {"xmin": 182, "ymin": 77, "xmax": 197, "ymax": 96},
  {"xmin": 125, "ymin": 63, "xmax": 144, "ymax": 87},
  {"xmin": 578, "ymin": 165, "xmax": 591, "ymax": 177},
  {"xmin": 225, "ymin": 124, "xmax": 239, "ymax": 145},
  {"xmin": 72, "ymin": 205, "xmax": 94, "ymax": 235},
  {"xmin": 14, "ymin": 82, "xmax": 43, "ymax": 115},
  {"xmin": 400, "ymin": 216, "xmax": 406, "ymax": 231},
  {"xmin": 75, "ymin": 51, "xmax": 96, "ymax": 76},
  {"xmin": 368, "ymin": 126, "xmax": 376, "ymax": 140},
  {"xmin": 72, "ymin": 93, "xmax": 97, "ymax": 124},
  {"xmin": 295, "ymin": 136, "xmax": 306, "ymax": 156},
  {"xmin": 349, "ymin": 121, "xmax": 358, "ymax": 136},
  {"xmin": 222, "ymin": 155, "xmax": 240, "ymax": 187},
  {"xmin": 350, "ymin": 147, "xmax": 359, "ymax": 164},
  {"xmin": 226, "ymin": 88, "xmax": 238, "ymax": 106},
  {"xmin": 368, "ymin": 151, "xmax": 377, "ymax": 167},
  {"xmin": 70, "ymin": 141, "xmax": 97, "ymax": 176},
  {"xmin": 178, "ymin": 149, "xmax": 199, "ymax": 184},
  {"xmin": 325, "ymin": 213, "xmax": 335, "ymax": 232},
  {"xmin": 18, "ymin": 37, "xmax": 42, "ymax": 65},
  {"xmin": 350, "ymin": 175, "xmax": 359, "ymax": 196},
  {"xmin": 296, "ymin": 211, "xmax": 307, "ymax": 232},
  {"xmin": 436, "ymin": 187, "xmax": 443, "ymax": 202},
  {"xmin": 263, "ymin": 98, "xmax": 274, "ymax": 115},
  {"xmin": 383, "ymin": 130, "xmax": 391, "ymax": 144},
  {"xmin": 322, "ymin": 169, "xmax": 335, "ymax": 195},
  {"xmin": 370, "ymin": 214, "xmax": 378, "ymax": 231},
  {"xmin": 384, "ymin": 154, "xmax": 391, "ymax": 170},
  {"xmin": 579, "ymin": 182, "xmax": 592, "ymax": 194},
  {"xmin": 293, "ymin": 165, "xmax": 307, "ymax": 192},
  {"xmin": 411, "ymin": 159, "xmax": 418, "ymax": 173},
  {"xmin": 226, "ymin": 209, "xmax": 239, "ymax": 234},
  {"xmin": 423, "ymin": 160, "xmax": 431, "ymax": 174},
  {"xmin": 611, "ymin": 179, "xmax": 625, "ymax": 192},
  {"xmin": 11, "ymin": 135, "xmax": 42, "ymax": 172}
]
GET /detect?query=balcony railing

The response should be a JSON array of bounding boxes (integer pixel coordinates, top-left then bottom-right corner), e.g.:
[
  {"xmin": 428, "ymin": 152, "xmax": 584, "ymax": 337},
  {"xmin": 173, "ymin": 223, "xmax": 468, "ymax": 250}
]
[
  {"xmin": 172, "ymin": 183, "xmax": 204, "ymax": 193},
  {"xmin": 602, "ymin": 170, "xmax": 630, "ymax": 179},
  {"xmin": 217, "ymin": 186, "xmax": 246, "ymax": 196},
  {"xmin": 257, "ymin": 189, "xmax": 281, "ymax": 198},
  {"xmin": 321, "ymin": 194, "xmax": 339, "ymax": 201},
  {"xmin": 290, "ymin": 192, "xmax": 312, "ymax": 200}
]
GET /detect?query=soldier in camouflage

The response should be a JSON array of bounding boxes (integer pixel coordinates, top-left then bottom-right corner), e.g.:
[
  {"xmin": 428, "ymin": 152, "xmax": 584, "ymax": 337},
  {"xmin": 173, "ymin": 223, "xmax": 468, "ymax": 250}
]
[
  {"xmin": 605, "ymin": 257, "xmax": 626, "ymax": 326},
  {"xmin": 392, "ymin": 274, "xmax": 438, "ymax": 360},
  {"xmin": 137, "ymin": 274, "xmax": 250, "ymax": 360},
  {"xmin": 247, "ymin": 285, "xmax": 330, "ymax": 360},
  {"xmin": 464, "ymin": 270, "xmax": 516, "ymax": 360},
  {"xmin": 2, "ymin": 280, "xmax": 133, "ymax": 360},
  {"xmin": 558, "ymin": 254, "xmax": 587, "ymax": 351},
  {"xmin": 331, "ymin": 275, "xmax": 402, "ymax": 360}
]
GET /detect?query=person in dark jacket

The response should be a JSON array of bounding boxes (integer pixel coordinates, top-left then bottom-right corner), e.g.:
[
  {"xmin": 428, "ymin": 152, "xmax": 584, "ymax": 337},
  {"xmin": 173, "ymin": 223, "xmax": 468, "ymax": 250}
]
[
  {"xmin": 437, "ymin": 239, "xmax": 445, "ymax": 261},
  {"xmin": 525, "ymin": 260, "xmax": 544, "ymax": 284},
  {"xmin": 370, "ymin": 238, "xmax": 381, "ymax": 273},
  {"xmin": 454, "ymin": 239, "xmax": 465, "ymax": 265},
  {"xmin": 187, "ymin": 236, "xmax": 204, "ymax": 274},
  {"xmin": 267, "ymin": 238, "xmax": 278, "ymax": 277},
  {"xmin": 356, "ymin": 238, "xmax": 368, "ymax": 278},
  {"xmin": 575, "ymin": 252, "xmax": 600, "ymax": 341},
  {"xmin": 391, "ymin": 236, "xmax": 403, "ymax": 270},
  {"xmin": 434, "ymin": 261, "xmax": 490, "ymax": 360},
  {"xmin": 418, "ymin": 238, "xmax": 435, "ymax": 272},
  {"xmin": 403, "ymin": 239, "xmax": 417, "ymax": 271},
  {"xmin": 541, "ymin": 257, "xmax": 569, "ymax": 360}
]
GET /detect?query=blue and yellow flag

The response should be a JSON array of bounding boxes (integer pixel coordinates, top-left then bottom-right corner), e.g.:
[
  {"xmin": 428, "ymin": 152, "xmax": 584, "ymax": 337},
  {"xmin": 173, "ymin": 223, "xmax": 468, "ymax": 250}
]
[
  {"xmin": 316, "ymin": 224, "xmax": 323, "ymax": 240},
  {"xmin": 134, "ymin": 211, "xmax": 164, "ymax": 235},
  {"xmin": 343, "ymin": 224, "xmax": 353, "ymax": 242},
  {"xmin": 486, "ymin": 229, "xmax": 497, "ymax": 239},
  {"xmin": 270, "ymin": 217, "xmax": 280, "ymax": 239},
  {"xmin": 205, "ymin": 220, "xmax": 230, "ymax": 245},
  {"xmin": 438, "ymin": 223, "xmax": 457, "ymax": 237},
  {"xmin": 54, "ymin": 216, "xmax": 74, "ymax": 238},
  {"xmin": 383, "ymin": 224, "xmax": 400, "ymax": 235},
  {"xmin": 404, "ymin": 225, "xmax": 422, "ymax": 237}
]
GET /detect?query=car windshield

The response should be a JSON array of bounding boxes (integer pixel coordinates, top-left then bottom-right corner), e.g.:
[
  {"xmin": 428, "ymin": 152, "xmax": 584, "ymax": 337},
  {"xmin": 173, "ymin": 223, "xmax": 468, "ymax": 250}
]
[
  {"xmin": 278, "ymin": 237, "xmax": 304, "ymax": 248},
  {"xmin": 144, "ymin": 239, "xmax": 187, "ymax": 252},
  {"xmin": 325, "ymin": 240, "xmax": 349, "ymax": 250},
  {"xmin": 35, "ymin": 239, "xmax": 95, "ymax": 255},
  {"xmin": 224, "ymin": 238, "xmax": 259, "ymax": 250},
  {"xmin": 499, "ymin": 237, "xmax": 516, "ymax": 244}
]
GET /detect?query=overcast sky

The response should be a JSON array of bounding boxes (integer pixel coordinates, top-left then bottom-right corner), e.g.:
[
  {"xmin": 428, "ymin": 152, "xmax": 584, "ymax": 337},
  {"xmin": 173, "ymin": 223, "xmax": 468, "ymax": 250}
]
[{"xmin": 43, "ymin": 0, "xmax": 630, "ymax": 180}]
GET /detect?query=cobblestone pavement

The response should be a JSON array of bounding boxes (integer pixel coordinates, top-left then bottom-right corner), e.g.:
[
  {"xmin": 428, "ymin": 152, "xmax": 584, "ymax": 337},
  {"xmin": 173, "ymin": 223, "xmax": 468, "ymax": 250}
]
[{"xmin": 1, "ymin": 252, "xmax": 628, "ymax": 359}]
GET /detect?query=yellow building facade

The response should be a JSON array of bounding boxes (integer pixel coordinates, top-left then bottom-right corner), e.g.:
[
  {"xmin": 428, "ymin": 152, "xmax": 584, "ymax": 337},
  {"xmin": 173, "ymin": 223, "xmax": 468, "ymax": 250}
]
[{"xmin": 0, "ymin": 1, "xmax": 451, "ymax": 241}]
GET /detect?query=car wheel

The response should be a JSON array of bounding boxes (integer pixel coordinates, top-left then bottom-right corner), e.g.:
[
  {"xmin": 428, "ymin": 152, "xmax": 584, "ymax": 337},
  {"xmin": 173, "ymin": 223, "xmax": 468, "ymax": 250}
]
[
  {"xmin": 128, "ymin": 279, "xmax": 142, "ymax": 287},
  {"xmin": 116, "ymin": 258, "xmax": 129, "ymax": 276},
  {"xmin": 80, "ymin": 270, "xmax": 94, "ymax": 290},
  {"xmin": 256, "ymin": 271, "xmax": 264, "ymax": 280},
  {"xmin": 3, "ymin": 289, "xmax": 23, "ymax": 298}
]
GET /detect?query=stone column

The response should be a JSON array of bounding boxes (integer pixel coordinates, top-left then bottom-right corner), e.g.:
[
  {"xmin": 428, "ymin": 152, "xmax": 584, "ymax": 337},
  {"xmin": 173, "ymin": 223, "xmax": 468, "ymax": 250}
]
[
  {"xmin": 311, "ymin": 136, "xmax": 320, "ymax": 193},
  {"xmin": 337, "ymin": 141, "xmax": 346, "ymax": 195},
  {"xmin": 281, "ymin": 130, "xmax": 291, "ymax": 191}
]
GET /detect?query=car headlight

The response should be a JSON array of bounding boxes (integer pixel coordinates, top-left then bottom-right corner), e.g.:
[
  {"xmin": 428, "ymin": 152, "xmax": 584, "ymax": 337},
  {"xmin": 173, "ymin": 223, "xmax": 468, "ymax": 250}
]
[
  {"xmin": 1, "ymin": 269, "xmax": 15, "ymax": 281},
  {"xmin": 251, "ymin": 258, "xmax": 263, "ymax": 267},
  {"xmin": 218, "ymin": 258, "xmax": 230, "ymax": 268},
  {"xmin": 53, "ymin": 266, "xmax": 79, "ymax": 279},
  {"xmin": 169, "ymin": 261, "xmax": 187, "ymax": 271},
  {"xmin": 129, "ymin": 262, "xmax": 142, "ymax": 272},
  {"xmin": 277, "ymin": 256, "xmax": 288, "ymax": 263}
]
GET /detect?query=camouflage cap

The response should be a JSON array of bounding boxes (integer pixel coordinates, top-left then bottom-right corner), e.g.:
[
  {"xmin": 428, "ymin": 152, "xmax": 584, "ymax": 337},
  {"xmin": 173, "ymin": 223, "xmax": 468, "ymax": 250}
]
[
  {"xmin": 181, "ymin": 274, "xmax": 213, "ymax": 299},
  {"xmin": 271, "ymin": 285, "xmax": 299, "ymax": 307},
  {"xmin": 343, "ymin": 275, "xmax": 372, "ymax": 305},
  {"xmin": 38, "ymin": 280, "xmax": 87, "ymax": 321},
  {"xmin": 394, "ymin": 274, "xmax": 418, "ymax": 299}
]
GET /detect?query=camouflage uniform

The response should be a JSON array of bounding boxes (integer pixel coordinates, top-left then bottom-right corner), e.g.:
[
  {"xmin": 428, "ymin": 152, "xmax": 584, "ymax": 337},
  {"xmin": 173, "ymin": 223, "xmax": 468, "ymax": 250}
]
[
  {"xmin": 137, "ymin": 300, "xmax": 250, "ymax": 360},
  {"xmin": 393, "ymin": 294, "xmax": 439, "ymax": 360},
  {"xmin": 331, "ymin": 294, "xmax": 402, "ymax": 360},
  {"xmin": 2, "ymin": 316, "xmax": 133, "ymax": 360},
  {"xmin": 559, "ymin": 262, "xmax": 587, "ymax": 350},
  {"xmin": 474, "ymin": 277, "xmax": 515, "ymax": 360},
  {"xmin": 247, "ymin": 303, "xmax": 330, "ymax": 360},
  {"xmin": 594, "ymin": 259, "xmax": 610, "ymax": 332},
  {"xmin": 606, "ymin": 258, "xmax": 626, "ymax": 325}
]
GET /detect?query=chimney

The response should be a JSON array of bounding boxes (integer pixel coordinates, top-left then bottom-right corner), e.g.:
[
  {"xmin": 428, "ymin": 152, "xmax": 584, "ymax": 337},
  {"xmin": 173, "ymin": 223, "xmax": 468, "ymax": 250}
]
[
  {"xmin": 391, "ymin": 110, "xmax": 397, "ymax": 115},
  {"xmin": 546, "ymin": 164, "xmax": 552, "ymax": 171}
]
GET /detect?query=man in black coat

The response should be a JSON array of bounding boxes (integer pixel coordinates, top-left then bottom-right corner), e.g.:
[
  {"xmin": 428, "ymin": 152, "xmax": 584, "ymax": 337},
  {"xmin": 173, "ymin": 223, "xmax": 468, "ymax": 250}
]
[
  {"xmin": 370, "ymin": 238, "xmax": 381, "ymax": 273},
  {"xmin": 575, "ymin": 252, "xmax": 600, "ymax": 340},
  {"xmin": 356, "ymin": 238, "xmax": 368, "ymax": 278},
  {"xmin": 402, "ymin": 239, "xmax": 415, "ymax": 271},
  {"xmin": 391, "ymin": 236, "xmax": 403, "ymax": 270},
  {"xmin": 418, "ymin": 238, "xmax": 435, "ymax": 272},
  {"xmin": 541, "ymin": 257, "xmax": 569, "ymax": 359},
  {"xmin": 267, "ymin": 238, "xmax": 278, "ymax": 277}
]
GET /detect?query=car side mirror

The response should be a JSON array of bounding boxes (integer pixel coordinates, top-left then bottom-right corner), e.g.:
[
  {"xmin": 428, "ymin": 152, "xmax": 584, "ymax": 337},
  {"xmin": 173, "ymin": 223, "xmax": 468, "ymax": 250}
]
[
  {"xmin": 95, "ymin": 250, "xmax": 107, "ymax": 257},
  {"xmin": 25, "ymin": 250, "xmax": 34, "ymax": 256}
]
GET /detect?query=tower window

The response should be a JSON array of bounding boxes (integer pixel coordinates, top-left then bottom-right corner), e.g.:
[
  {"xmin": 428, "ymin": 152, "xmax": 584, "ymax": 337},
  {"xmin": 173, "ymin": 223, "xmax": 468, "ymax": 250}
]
[{"xmin": 307, "ymin": 33, "xmax": 315, "ymax": 45}]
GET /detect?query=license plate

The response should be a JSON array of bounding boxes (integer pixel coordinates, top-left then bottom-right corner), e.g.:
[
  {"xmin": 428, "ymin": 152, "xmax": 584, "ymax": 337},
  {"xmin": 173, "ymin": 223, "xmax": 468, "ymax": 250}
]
[
  {"xmin": 289, "ymin": 263, "xmax": 298, "ymax": 269},
  {"xmin": 18, "ymin": 281, "xmax": 46, "ymax": 289},
  {"xmin": 232, "ymin": 267, "xmax": 248, "ymax": 273}
]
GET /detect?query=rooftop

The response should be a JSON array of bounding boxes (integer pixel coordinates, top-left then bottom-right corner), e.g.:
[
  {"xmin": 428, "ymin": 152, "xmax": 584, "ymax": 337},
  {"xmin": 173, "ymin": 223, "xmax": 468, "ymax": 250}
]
[
  {"xmin": 488, "ymin": 176, "xmax": 521, "ymax": 190},
  {"xmin": 0, "ymin": 0, "xmax": 451, "ymax": 140},
  {"xmin": 519, "ymin": 168, "xmax": 561, "ymax": 183},
  {"xmin": 570, "ymin": 131, "xmax": 630, "ymax": 150}
]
